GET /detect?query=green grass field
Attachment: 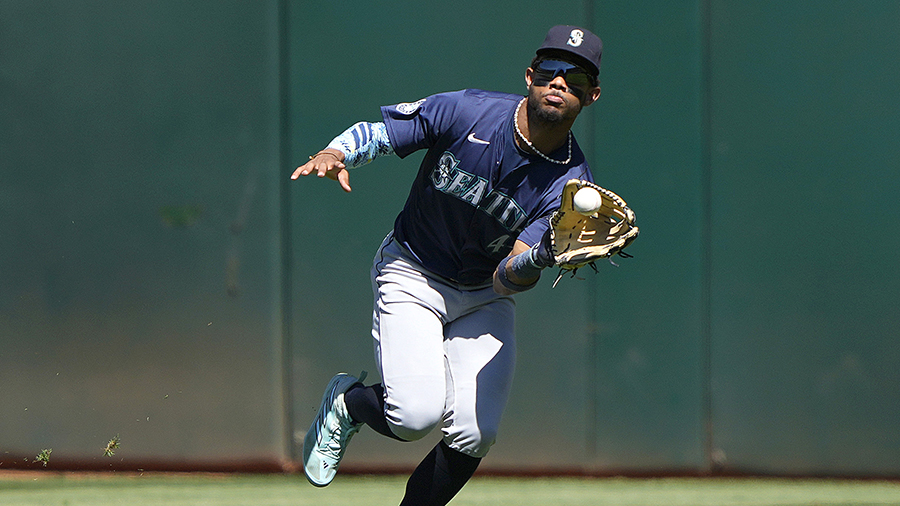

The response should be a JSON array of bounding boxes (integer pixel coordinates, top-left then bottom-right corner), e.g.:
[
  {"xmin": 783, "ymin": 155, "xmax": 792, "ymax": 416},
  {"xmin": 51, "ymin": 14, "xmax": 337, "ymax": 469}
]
[{"xmin": 1, "ymin": 473, "xmax": 899, "ymax": 506}]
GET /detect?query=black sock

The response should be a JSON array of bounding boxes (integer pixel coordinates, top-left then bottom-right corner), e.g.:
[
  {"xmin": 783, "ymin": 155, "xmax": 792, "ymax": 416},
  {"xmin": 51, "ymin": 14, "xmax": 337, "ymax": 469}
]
[
  {"xmin": 399, "ymin": 441, "xmax": 481, "ymax": 506},
  {"xmin": 344, "ymin": 383, "xmax": 405, "ymax": 441}
]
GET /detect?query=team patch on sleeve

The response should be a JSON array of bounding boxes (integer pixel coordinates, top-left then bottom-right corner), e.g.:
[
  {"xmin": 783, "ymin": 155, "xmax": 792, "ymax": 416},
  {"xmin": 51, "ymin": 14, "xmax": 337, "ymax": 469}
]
[{"xmin": 395, "ymin": 99, "xmax": 426, "ymax": 115}]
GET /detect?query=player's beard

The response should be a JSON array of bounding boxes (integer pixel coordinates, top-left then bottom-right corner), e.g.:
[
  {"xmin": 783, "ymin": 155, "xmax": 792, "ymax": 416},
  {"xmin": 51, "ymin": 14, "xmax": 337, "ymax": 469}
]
[{"xmin": 526, "ymin": 87, "xmax": 581, "ymax": 127}]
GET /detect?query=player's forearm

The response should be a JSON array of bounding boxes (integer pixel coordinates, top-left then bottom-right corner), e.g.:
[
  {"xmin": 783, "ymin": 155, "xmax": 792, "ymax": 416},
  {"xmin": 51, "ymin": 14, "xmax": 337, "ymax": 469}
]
[
  {"xmin": 493, "ymin": 239, "xmax": 554, "ymax": 294},
  {"xmin": 326, "ymin": 121, "xmax": 394, "ymax": 168},
  {"xmin": 494, "ymin": 248, "xmax": 542, "ymax": 294}
]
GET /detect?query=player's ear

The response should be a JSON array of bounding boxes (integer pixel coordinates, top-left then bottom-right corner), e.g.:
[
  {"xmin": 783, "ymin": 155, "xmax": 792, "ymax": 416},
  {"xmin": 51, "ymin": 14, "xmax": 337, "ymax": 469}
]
[
  {"xmin": 582, "ymin": 85, "xmax": 601, "ymax": 107},
  {"xmin": 525, "ymin": 67, "xmax": 534, "ymax": 88}
]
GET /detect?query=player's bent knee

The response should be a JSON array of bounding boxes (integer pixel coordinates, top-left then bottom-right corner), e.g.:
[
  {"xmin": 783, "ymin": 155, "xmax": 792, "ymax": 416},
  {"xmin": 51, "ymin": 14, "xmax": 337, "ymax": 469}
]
[
  {"xmin": 382, "ymin": 383, "xmax": 445, "ymax": 441},
  {"xmin": 387, "ymin": 416, "xmax": 441, "ymax": 442},
  {"xmin": 385, "ymin": 401, "xmax": 444, "ymax": 441},
  {"xmin": 446, "ymin": 427, "xmax": 498, "ymax": 459}
]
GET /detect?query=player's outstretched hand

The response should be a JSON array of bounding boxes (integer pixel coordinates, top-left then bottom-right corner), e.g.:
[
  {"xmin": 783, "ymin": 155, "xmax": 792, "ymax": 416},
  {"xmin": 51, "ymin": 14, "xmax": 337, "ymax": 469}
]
[{"xmin": 291, "ymin": 148, "xmax": 352, "ymax": 192}]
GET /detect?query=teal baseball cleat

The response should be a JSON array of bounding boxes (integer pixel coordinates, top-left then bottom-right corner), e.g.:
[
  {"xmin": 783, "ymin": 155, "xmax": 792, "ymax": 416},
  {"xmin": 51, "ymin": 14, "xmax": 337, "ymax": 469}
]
[{"xmin": 302, "ymin": 371, "xmax": 367, "ymax": 487}]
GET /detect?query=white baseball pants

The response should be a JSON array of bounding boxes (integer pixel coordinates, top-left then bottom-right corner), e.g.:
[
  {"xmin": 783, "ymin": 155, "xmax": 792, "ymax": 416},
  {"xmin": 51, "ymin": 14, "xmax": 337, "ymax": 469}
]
[{"xmin": 370, "ymin": 233, "xmax": 517, "ymax": 458}]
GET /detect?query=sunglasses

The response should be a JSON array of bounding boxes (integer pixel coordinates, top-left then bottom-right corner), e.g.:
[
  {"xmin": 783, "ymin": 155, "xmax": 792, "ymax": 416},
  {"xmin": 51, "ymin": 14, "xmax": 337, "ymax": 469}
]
[{"xmin": 531, "ymin": 60, "xmax": 595, "ymax": 99}]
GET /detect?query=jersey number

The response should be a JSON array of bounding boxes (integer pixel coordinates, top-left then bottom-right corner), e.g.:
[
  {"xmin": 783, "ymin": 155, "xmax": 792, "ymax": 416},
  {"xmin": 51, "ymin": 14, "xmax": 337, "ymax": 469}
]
[{"xmin": 486, "ymin": 234, "xmax": 511, "ymax": 254}]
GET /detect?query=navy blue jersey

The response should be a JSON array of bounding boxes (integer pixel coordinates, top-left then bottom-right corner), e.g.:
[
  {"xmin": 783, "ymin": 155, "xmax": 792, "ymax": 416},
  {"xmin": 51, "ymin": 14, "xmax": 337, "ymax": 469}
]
[{"xmin": 381, "ymin": 89, "xmax": 595, "ymax": 286}]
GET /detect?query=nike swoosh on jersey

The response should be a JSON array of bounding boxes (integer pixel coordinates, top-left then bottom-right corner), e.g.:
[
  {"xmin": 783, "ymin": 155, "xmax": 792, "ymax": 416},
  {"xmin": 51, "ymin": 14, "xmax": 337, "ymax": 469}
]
[{"xmin": 466, "ymin": 132, "xmax": 490, "ymax": 145}]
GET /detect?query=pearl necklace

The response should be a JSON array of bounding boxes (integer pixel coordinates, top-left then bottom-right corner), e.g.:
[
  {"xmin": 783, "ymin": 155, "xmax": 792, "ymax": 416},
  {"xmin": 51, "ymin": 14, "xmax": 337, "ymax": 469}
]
[{"xmin": 513, "ymin": 98, "xmax": 572, "ymax": 165}]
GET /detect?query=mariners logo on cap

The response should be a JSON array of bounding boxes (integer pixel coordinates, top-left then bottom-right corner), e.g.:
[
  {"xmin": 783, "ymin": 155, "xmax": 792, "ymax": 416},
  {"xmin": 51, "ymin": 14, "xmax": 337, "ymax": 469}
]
[{"xmin": 567, "ymin": 29, "xmax": 584, "ymax": 48}]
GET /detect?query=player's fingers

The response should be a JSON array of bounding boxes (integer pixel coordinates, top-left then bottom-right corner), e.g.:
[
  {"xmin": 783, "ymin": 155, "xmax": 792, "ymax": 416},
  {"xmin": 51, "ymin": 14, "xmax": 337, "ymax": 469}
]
[
  {"xmin": 291, "ymin": 158, "xmax": 345, "ymax": 180},
  {"xmin": 337, "ymin": 169, "xmax": 352, "ymax": 192},
  {"xmin": 291, "ymin": 159, "xmax": 320, "ymax": 179},
  {"xmin": 323, "ymin": 167, "xmax": 352, "ymax": 192},
  {"xmin": 291, "ymin": 162, "xmax": 314, "ymax": 179},
  {"xmin": 321, "ymin": 161, "xmax": 345, "ymax": 176},
  {"xmin": 315, "ymin": 159, "xmax": 345, "ymax": 178}
]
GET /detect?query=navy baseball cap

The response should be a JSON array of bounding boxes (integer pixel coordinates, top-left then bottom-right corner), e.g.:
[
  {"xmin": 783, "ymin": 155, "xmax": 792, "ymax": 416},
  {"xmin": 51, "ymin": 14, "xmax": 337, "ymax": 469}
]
[{"xmin": 536, "ymin": 25, "xmax": 603, "ymax": 76}]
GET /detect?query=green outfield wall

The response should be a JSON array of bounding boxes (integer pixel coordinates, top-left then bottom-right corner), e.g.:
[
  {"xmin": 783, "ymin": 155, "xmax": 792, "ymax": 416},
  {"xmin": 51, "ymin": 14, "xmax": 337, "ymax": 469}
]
[
  {"xmin": 0, "ymin": 1, "xmax": 286, "ymax": 468},
  {"xmin": 1, "ymin": 0, "xmax": 897, "ymax": 477}
]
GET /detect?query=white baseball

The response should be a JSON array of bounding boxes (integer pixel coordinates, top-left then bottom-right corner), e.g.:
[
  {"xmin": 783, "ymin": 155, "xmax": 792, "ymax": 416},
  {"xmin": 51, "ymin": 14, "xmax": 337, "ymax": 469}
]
[{"xmin": 573, "ymin": 187, "xmax": 603, "ymax": 216}]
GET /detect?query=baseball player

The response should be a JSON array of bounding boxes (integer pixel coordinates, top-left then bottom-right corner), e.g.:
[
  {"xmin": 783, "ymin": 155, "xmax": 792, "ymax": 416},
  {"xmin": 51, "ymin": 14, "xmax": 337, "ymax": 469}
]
[{"xmin": 291, "ymin": 25, "xmax": 603, "ymax": 506}]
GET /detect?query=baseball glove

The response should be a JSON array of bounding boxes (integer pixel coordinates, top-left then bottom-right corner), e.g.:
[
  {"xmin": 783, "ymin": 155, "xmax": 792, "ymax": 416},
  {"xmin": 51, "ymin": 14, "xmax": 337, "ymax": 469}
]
[{"xmin": 549, "ymin": 179, "xmax": 639, "ymax": 287}]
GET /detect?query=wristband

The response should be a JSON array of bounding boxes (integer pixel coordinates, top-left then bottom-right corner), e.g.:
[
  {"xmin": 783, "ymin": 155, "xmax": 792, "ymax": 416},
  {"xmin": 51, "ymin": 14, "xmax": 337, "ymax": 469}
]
[
  {"xmin": 509, "ymin": 246, "xmax": 546, "ymax": 279},
  {"xmin": 496, "ymin": 255, "xmax": 540, "ymax": 293}
]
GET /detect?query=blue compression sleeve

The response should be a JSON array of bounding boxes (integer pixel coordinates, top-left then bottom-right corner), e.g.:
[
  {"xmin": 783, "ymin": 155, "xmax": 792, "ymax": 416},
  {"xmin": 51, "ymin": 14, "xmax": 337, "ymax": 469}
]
[
  {"xmin": 509, "ymin": 247, "xmax": 545, "ymax": 279},
  {"xmin": 326, "ymin": 121, "xmax": 394, "ymax": 168},
  {"xmin": 496, "ymin": 246, "xmax": 545, "ymax": 292}
]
